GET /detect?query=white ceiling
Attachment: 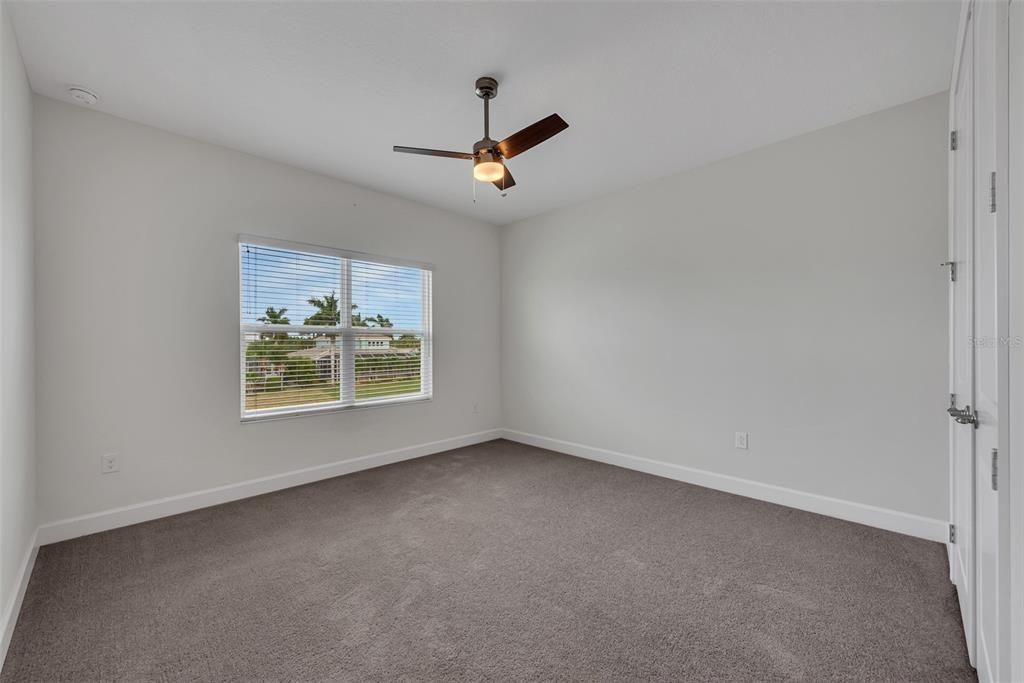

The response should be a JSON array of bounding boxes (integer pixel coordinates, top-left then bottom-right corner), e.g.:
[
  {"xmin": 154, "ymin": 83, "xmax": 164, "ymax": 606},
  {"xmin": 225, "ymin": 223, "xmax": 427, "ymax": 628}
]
[{"xmin": 11, "ymin": 1, "xmax": 958, "ymax": 226}]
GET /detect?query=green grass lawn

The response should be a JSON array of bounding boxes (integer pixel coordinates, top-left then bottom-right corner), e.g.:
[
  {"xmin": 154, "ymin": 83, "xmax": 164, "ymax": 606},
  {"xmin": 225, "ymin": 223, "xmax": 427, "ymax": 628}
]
[
  {"xmin": 246, "ymin": 378, "xmax": 421, "ymax": 411},
  {"xmin": 245, "ymin": 384, "xmax": 338, "ymax": 411},
  {"xmin": 356, "ymin": 378, "xmax": 421, "ymax": 400}
]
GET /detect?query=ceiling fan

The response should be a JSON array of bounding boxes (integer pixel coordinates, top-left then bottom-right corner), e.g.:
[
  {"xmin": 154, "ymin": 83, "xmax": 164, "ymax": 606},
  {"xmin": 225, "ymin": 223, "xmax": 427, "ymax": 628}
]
[{"xmin": 393, "ymin": 76, "xmax": 569, "ymax": 192}]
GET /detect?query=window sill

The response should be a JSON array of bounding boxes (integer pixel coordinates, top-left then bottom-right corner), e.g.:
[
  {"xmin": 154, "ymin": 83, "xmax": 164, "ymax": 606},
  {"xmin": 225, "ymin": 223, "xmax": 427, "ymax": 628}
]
[{"xmin": 240, "ymin": 394, "xmax": 432, "ymax": 424}]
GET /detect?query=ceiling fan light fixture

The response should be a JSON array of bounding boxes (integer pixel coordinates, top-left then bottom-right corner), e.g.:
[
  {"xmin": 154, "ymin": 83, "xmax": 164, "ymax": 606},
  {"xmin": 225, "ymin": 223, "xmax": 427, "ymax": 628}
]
[{"xmin": 473, "ymin": 152, "xmax": 504, "ymax": 182}]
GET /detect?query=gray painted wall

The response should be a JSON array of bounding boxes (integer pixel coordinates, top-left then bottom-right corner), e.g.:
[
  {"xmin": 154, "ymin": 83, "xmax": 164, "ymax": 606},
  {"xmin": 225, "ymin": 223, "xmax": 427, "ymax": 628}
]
[
  {"xmin": 0, "ymin": 1, "xmax": 35, "ymax": 637},
  {"xmin": 501, "ymin": 93, "xmax": 949, "ymax": 519},
  {"xmin": 33, "ymin": 96, "xmax": 501, "ymax": 524}
]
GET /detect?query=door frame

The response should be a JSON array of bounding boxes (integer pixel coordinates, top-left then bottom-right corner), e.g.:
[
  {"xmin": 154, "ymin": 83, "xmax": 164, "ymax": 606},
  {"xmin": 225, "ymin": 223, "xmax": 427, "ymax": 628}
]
[
  {"xmin": 947, "ymin": 0, "xmax": 976, "ymax": 655},
  {"xmin": 948, "ymin": 1, "xmax": 972, "ymax": 583},
  {"xmin": 1008, "ymin": 3, "xmax": 1024, "ymax": 680}
]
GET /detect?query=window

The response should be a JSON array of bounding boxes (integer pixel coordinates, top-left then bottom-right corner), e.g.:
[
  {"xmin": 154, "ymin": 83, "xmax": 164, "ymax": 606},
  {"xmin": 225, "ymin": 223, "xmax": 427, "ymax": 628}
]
[{"xmin": 239, "ymin": 237, "xmax": 432, "ymax": 420}]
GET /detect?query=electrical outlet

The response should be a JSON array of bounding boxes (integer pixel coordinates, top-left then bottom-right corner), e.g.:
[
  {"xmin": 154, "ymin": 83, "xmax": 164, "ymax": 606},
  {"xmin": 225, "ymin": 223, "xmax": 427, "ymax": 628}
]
[
  {"xmin": 734, "ymin": 432, "xmax": 749, "ymax": 449},
  {"xmin": 100, "ymin": 453, "xmax": 119, "ymax": 474}
]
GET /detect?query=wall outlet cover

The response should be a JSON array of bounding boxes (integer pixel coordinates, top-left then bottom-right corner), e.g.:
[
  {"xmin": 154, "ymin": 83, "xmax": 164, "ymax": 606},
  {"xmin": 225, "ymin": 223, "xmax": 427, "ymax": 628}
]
[
  {"xmin": 101, "ymin": 453, "xmax": 119, "ymax": 474},
  {"xmin": 734, "ymin": 432, "xmax": 749, "ymax": 449}
]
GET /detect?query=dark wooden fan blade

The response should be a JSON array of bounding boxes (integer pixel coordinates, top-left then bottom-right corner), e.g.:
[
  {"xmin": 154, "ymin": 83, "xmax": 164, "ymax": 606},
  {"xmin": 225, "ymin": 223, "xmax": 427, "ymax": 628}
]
[
  {"xmin": 393, "ymin": 146, "xmax": 473, "ymax": 160},
  {"xmin": 496, "ymin": 114, "xmax": 568, "ymax": 159},
  {"xmin": 492, "ymin": 165, "xmax": 516, "ymax": 191}
]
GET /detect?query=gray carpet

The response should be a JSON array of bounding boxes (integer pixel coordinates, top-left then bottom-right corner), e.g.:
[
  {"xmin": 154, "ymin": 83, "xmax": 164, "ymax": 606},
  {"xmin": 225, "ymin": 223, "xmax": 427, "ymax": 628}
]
[{"xmin": 2, "ymin": 439, "xmax": 974, "ymax": 682}]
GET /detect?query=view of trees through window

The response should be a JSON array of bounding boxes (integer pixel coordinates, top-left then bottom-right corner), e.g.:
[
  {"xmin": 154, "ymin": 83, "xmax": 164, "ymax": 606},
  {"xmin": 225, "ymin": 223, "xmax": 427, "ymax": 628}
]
[{"xmin": 240, "ymin": 242, "xmax": 431, "ymax": 417}]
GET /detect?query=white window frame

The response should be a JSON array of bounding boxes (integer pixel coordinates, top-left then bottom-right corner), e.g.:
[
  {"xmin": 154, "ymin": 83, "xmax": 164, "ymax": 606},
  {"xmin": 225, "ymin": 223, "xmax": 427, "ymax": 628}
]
[{"xmin": 238, "ymin": 235, "xmax": 433, "ymax": 422}]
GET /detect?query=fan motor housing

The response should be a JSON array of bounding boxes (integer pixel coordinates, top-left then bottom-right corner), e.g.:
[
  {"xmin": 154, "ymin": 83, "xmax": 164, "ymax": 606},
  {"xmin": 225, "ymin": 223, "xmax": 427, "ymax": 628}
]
[{"xmin": 473, "ymin": 137, "xmax": 499, "ymax": 154}]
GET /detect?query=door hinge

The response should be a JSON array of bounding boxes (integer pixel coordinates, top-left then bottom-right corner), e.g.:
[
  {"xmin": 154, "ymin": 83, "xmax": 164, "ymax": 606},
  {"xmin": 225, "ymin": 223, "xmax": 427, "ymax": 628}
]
[
  {"xmin": 950, "ymin": 130, "xmax": 958, "ymax": 151},
  {"xmin": 992, "ymin": 449, "xmax": 998, "ymax": 491},
  {"xmin": 940, "ymin": 261, "xmax": 956, "ymax": 282},
  {"xmin": 949, "ymin": 523, "xmax": 956, "ymax": 544},
  {"xmin": 990, "ymin": 171, "xmax": 997, "ymax": 213}
]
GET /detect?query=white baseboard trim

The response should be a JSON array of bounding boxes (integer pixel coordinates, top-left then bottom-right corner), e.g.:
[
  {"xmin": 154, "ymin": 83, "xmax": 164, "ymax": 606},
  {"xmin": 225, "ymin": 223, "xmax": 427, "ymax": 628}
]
[
  {"xmin": 1, "ymin": 530, "xmax": 39, "ymax": 669},
  {"xmin": 37, "ymin": 429, "xmax": 503, "ymax": 546},
  {"xmin": 502, "ymin": 429, "xmax": 948, "ymax": 543}
]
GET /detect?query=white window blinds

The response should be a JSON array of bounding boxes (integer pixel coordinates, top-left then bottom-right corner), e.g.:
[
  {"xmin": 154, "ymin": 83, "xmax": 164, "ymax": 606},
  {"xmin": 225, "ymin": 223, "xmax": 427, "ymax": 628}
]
[{"xmin": 239, "ymin": 237, "xmax": 432, "ymax": 420}]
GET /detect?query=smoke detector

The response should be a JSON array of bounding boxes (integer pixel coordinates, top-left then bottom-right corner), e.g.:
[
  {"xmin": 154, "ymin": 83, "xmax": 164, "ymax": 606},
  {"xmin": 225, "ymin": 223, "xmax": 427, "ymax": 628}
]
[{"xmin": 67, "ymin": 87, "xmax": 99, "ymax": 106}]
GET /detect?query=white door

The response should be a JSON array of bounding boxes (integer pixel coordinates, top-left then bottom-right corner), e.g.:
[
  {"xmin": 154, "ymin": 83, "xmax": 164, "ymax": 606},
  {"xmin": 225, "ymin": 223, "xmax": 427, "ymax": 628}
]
[
  {"xmin": 972, "ymin": 2, "xmax": 1010, "ymax": 681},
  {"xmin": 949, "ymin": 5, "xmax": 976, "ymax": 664}
]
